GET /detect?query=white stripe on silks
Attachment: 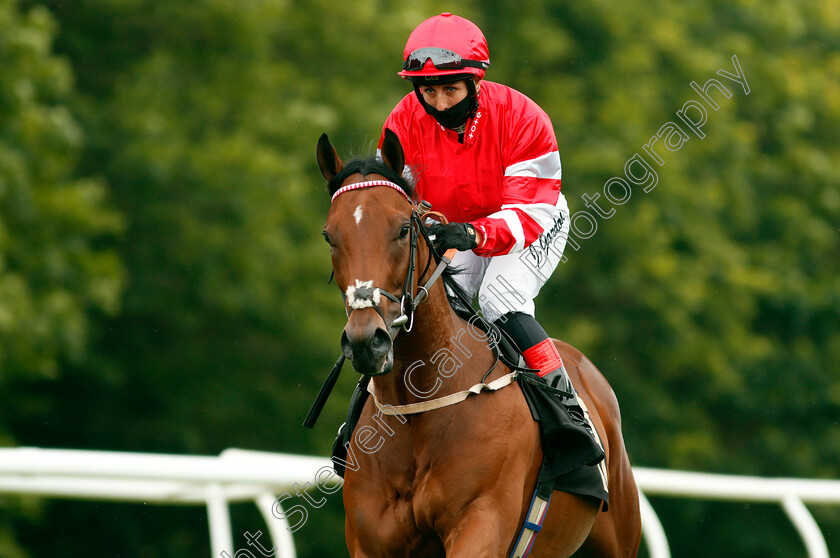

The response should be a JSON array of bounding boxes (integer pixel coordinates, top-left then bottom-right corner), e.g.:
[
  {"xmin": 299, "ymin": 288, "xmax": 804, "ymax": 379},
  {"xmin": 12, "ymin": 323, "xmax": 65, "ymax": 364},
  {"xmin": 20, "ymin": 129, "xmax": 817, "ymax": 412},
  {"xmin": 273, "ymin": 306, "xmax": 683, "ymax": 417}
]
[
  {"xmin": 495, "ymin": 209, "xmax": 526, "ymax": 252},
  {"xmin": 504, "ymin": 151, "xmax": 562, "ymax": 179},
  {"xmin": 402, "ymin": 164, "xmax": 414, "ymax": 183},
  {"xmin": 501, "ymin": 202, "xmax": 559, "ymax": 233}
]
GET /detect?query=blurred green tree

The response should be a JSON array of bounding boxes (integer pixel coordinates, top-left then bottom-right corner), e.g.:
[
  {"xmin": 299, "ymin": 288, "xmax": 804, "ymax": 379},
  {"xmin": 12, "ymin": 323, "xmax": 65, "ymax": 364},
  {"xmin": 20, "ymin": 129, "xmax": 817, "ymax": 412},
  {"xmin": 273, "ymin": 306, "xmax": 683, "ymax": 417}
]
[
  {"xmin": 1, "ymin": 0, "xmax": 838, "ymax": 556},
  {"xmin": 0, "ymin": 0, "xmax": 123, "ymax": 383},
  {"xmin": 484, "ymin": 1, "xmax": 840, "ymax": 554},
  {"xmin": 0, "ymin": 0, "xmax": 124, "ymax": 555}
]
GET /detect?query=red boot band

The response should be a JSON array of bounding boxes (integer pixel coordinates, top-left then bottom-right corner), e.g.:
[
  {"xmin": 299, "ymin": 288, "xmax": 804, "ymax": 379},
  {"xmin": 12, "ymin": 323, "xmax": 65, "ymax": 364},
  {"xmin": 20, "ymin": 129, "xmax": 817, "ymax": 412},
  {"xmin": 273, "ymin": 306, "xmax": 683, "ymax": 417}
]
[{"xmin": 522, "ymin": 338, "xmax": 564, "ymax": 378}]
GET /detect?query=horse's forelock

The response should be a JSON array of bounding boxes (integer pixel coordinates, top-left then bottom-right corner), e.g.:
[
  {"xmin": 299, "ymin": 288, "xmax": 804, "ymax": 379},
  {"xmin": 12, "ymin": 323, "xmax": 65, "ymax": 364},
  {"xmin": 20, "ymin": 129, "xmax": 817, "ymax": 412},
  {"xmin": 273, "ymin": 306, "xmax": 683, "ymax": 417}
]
[{"xmin": 327, "ymin": 156, "xmax": 414, "ymax": 200}]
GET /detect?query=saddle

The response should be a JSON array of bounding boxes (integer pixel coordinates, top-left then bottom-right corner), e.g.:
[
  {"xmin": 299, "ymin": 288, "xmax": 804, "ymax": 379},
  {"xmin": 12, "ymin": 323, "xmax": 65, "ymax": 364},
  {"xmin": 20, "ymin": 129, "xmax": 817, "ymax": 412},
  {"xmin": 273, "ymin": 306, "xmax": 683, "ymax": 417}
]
[{"xmin": 330, "ymin": 315, "xmax": 608, "ymax": 509}]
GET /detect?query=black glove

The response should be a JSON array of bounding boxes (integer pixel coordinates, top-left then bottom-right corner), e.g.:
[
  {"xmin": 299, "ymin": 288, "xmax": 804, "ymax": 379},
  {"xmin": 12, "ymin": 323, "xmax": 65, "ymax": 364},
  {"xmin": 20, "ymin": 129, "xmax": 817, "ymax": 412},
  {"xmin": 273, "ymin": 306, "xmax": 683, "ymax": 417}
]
[{"xmin": 427, "ymin": 222, "xmax": 479, "ymax": 252}]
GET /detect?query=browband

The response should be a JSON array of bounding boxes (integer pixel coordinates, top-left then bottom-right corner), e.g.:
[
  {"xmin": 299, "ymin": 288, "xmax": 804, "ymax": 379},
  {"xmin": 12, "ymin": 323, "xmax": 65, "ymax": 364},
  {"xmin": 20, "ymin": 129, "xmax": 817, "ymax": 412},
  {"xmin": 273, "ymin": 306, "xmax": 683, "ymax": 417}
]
[{"xmin": 330, "ymin": 180, "xmax": 412, "ymax": 204}]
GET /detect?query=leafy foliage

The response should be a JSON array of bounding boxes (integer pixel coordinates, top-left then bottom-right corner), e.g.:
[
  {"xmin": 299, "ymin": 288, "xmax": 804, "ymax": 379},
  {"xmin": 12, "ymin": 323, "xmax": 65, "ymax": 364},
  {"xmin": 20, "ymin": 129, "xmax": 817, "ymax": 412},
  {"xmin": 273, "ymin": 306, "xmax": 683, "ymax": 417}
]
[{"xmin": 0, "ymin": 0, "xmax": 123, "ymax": 380}]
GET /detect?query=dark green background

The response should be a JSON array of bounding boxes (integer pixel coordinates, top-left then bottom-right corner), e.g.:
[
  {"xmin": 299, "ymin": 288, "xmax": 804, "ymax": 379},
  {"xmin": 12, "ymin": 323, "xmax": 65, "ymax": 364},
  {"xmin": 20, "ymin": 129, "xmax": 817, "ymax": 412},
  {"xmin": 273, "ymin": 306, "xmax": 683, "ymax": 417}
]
[{"xmin": 0, "ymin": 0, "xmax": 838, "ymax": 556}]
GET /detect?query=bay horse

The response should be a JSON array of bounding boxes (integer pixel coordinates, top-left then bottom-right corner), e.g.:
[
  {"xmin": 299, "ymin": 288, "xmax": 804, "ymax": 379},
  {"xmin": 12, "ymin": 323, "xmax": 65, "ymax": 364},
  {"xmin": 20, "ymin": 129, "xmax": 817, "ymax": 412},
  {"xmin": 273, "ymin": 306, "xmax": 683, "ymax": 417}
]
[{"xmin": 317, "ymin": 130, "xmax": 641, "ymax": 557}]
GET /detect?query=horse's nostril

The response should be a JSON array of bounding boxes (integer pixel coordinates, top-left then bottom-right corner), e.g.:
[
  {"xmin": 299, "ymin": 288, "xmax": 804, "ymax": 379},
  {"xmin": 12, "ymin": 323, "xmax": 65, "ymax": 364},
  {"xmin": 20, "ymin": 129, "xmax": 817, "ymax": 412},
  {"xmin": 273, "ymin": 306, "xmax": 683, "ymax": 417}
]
[
  {"xmin": 370, "ymin": 328, "xmax": 392, "ymax": 357},
  {"xmin": 340, "ymin": 331, "xmax": 353, "ymax": 359},
  {"xmin": 342, "ymin": 320, "xmax": 392, "ymax": 374}
]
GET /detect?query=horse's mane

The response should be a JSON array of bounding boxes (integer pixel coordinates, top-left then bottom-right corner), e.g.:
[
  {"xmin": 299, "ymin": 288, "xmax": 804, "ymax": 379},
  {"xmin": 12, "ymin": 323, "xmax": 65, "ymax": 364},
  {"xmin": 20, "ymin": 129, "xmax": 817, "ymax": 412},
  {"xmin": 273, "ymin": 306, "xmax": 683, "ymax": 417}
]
[{"xmin": 326, "ymin": 155, "xmax": 475, "ymax": 320}]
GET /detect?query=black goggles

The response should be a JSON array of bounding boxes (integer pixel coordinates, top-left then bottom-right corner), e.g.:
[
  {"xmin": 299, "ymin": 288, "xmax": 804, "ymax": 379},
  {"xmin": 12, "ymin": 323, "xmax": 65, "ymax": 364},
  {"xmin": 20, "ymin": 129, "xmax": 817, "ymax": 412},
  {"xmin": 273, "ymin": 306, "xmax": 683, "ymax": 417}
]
[{"xmin": 402, "ymin": 47, "xmax": 490, "ymax": 72}]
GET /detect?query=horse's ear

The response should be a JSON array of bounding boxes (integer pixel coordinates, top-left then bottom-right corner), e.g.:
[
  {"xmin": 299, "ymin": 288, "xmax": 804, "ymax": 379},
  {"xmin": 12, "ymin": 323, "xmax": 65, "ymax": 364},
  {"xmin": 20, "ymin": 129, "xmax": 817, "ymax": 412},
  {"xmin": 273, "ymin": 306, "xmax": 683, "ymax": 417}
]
[
  {"xmin": 379, "ymin": 128, "xmax": 405, "ymax": 177},
  {"xmin": 317, "ymin": 133, "xmax": 344, "ymax": 182}
]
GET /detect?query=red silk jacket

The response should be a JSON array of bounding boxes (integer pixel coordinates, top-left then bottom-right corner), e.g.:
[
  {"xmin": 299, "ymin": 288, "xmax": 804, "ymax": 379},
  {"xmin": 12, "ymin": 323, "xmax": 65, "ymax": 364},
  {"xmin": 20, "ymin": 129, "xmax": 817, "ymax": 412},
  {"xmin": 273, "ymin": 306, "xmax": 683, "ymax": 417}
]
[{"xmin": 379, "ymin": 80, "xmax": 563, "ymax": 257}]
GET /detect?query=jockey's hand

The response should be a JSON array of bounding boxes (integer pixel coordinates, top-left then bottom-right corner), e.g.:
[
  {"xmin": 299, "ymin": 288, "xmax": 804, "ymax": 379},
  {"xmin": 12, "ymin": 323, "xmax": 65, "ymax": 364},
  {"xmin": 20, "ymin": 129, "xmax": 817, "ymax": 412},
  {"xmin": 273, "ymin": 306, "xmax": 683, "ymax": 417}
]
[{"xmin": 427, "ymin": 222, "xmax": 479, "ymax": 252}]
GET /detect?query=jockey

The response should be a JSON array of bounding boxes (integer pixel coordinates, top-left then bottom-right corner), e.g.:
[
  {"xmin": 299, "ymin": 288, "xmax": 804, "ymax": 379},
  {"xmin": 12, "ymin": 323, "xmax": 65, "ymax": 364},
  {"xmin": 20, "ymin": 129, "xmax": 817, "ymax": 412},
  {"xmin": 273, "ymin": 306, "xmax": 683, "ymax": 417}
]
[{"xmin": 379, "ymin": 13, "xmax": 602, "ymax": 455}]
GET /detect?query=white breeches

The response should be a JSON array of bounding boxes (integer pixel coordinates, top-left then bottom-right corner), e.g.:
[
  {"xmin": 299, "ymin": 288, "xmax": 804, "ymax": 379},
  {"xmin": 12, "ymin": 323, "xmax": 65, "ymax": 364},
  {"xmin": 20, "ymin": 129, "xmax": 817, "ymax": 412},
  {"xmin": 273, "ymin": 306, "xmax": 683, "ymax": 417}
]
[{"xmin": 449, "ymin": 193, "xmax": 571, "ymax": 323}]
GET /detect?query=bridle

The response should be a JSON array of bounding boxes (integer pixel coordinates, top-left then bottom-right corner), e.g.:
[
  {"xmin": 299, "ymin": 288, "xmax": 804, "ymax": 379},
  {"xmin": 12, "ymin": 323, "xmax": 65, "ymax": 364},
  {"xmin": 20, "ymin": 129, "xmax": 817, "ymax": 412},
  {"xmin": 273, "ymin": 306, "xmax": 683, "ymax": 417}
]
[
  {"xmin": 331, "ymin": 180, "xmax": 455, "ymax": 337},
  {"xmin": 306, "ymin": 177, "xmax": 498, "ymax": 429},
  {"xmin": 303, "ymin": 178, "xmax": 521, "ymax": 429}
]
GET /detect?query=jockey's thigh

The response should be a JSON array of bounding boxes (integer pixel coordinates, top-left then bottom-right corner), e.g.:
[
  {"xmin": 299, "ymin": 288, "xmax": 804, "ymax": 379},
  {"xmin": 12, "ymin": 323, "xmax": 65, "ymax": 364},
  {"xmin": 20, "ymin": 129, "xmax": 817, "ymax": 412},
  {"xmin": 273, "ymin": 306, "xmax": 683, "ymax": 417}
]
[
  {"xmin": 474, "ymin": 196, "xmax": 571, "ymax": 323},
  {"xmin": 447, "ymin": 249, "xmax": 490, "ymax": 300}
]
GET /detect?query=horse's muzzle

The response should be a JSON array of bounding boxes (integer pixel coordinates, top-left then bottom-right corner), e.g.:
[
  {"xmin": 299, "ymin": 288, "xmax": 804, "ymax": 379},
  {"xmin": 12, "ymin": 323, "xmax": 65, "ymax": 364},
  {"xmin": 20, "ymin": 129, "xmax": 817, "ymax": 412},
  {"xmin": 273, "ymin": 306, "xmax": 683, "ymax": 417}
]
[{"xmin": 341, "ymin": 312, "xmax": 394, "ymax": 376}]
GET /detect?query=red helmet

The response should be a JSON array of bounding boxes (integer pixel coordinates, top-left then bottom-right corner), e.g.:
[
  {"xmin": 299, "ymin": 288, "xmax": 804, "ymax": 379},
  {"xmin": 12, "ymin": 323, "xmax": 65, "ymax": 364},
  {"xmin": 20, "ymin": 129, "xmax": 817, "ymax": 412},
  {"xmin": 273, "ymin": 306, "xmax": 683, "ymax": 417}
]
[{"xmin": 398, "ymin": 13, "xmax": 490, "ymax": 81}]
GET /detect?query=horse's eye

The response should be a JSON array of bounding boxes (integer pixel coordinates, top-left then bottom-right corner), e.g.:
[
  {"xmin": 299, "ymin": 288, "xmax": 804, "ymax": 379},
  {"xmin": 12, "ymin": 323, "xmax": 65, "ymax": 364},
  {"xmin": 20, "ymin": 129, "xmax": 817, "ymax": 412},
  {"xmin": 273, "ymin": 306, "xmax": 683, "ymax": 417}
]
[
  {"xmin": 399, "ymin": 223, "xmax": 411, "ymax": 239},
  {"xmin": 322, "ymin": 231, "xmax": 332, "ymax": 245}
]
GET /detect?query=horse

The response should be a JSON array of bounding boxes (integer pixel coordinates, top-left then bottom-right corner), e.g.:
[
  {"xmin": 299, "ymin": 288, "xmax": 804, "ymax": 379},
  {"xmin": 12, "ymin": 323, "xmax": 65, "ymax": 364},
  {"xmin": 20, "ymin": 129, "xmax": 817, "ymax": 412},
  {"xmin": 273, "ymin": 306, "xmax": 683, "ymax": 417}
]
[{"xmin": 317, "ymin": 129, "xmax": 642, "ymax": 557}]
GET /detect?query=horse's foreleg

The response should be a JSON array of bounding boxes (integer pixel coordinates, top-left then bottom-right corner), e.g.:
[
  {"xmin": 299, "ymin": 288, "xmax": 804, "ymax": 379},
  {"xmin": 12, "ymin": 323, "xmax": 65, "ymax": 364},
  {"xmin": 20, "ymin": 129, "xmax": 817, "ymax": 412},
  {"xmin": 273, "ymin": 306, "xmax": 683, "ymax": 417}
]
[{"xmin": 440, "ymin": 510, "xmax": 512, "ymax": 557}]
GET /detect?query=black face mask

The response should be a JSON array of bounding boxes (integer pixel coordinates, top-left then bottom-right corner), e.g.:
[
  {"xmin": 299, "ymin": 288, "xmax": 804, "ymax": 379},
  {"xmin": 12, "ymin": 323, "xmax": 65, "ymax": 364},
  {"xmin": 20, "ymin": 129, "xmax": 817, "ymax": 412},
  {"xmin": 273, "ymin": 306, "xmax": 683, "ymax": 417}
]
[
  {"xmin": 413, "ymin": 80, "xmax": 478, "ymax": 130},
  {"xmin": 421, "ymin": 93, "xmax": 473, "ymax": 129}
]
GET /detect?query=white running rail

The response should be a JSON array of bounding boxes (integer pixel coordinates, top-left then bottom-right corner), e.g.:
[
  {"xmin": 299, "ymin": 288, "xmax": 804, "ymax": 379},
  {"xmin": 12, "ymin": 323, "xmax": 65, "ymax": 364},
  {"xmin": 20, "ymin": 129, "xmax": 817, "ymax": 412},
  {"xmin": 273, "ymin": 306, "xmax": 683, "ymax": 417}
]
[
  {"xmin": 634, "ymin": 467, "xmax": 840, "ymax": 558},
  {"xmin": 0, "ymin": 448, "xmax": 838, "ymax": 557},
  {"xmin": 0, "ymin": 447, "xmax": 336, "ymax": 557}
]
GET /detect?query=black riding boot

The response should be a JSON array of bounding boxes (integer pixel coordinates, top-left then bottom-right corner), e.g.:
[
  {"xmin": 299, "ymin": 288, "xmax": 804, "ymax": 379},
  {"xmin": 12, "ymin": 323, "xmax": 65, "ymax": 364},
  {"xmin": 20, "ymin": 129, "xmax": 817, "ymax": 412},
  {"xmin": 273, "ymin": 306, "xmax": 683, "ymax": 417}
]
[{"xmin": 495, "ymin": 311, "xmax": 601, "ymax": 449}]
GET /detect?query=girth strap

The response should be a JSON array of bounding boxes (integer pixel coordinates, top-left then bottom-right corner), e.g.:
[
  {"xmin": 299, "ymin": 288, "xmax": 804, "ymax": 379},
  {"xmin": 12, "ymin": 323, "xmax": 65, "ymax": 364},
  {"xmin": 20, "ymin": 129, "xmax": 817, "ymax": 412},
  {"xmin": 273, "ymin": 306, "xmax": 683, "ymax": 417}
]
[{"xmin": 509, "ymin": 484, "xmax": 552, "ymax": 558}]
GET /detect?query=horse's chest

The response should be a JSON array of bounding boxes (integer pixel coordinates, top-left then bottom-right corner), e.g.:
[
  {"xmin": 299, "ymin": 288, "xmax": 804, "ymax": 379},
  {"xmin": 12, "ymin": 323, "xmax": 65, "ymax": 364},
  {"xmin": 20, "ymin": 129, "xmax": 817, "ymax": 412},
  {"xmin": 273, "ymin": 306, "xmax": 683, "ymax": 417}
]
[
  {"xmin": 381, "ymin": 443, "xmax": 479, "ymax": 524},
  {"xmin": 348, "ymin": 436, "xmax": 462, "ymax": 541},
  {"xmin": 348, "ymin": 469, "xmax": 444, "ymax": 556},
  {"xmin": 347, "ymin": 396, "xmax": 534, "ymax": 554}
]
